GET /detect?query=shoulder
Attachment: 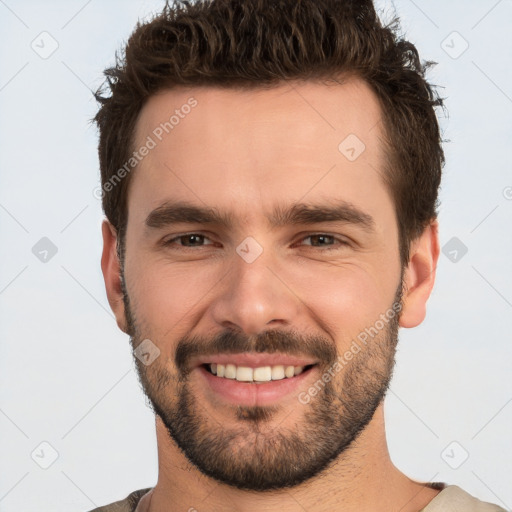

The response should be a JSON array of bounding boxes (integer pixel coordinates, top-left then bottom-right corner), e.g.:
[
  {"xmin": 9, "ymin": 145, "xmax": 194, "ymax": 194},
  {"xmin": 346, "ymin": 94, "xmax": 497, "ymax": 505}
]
[
  {"xmin": 85, "ymin": 488, "xmax": 153, "ymax": 512},
  {"xmin": 422, "ymin": 485, "xmax": 508, "ymax": 512}
]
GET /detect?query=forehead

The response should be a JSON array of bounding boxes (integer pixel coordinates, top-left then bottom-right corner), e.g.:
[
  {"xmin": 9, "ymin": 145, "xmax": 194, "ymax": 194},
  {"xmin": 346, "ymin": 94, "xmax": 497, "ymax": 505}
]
[
  {"xmin": 134, "ymin": 78, "xmax": 384, "ymax": 155},
  {"xmin": 128, "ymin": 78, "xmax": 392, "ymax": 231}
]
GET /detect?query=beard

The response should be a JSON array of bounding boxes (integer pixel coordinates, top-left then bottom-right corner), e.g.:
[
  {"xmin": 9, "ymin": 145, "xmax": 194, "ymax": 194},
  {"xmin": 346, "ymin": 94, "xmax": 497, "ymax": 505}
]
[{"xmin": 121, "ymin": 272, "xmax": 404, "ymax": 492}]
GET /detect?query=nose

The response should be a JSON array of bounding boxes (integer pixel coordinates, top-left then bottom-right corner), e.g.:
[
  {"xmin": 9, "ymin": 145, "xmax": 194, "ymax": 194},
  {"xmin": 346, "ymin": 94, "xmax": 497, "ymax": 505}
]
[{"xmin": 209, "ymin": 245, "xmax": 302, "ymax": 335}]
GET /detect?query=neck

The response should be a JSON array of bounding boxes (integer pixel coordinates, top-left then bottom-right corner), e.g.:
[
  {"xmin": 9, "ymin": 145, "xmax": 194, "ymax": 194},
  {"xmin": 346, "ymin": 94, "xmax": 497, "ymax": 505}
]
[{"xmin": 147, "ymin": 404, "xmax": 441, "ymax": 512}]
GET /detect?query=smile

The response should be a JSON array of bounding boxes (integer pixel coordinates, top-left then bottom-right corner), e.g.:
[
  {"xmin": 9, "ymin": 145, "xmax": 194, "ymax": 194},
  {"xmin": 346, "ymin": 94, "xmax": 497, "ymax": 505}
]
[{"xmin": 204, "ymin": 363, "xmax": 316, "ymax": 382}]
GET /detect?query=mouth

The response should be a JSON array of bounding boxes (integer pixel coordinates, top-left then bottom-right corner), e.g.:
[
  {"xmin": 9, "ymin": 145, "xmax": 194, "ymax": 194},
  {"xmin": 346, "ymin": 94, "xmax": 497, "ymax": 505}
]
[
  {"xmin": 195, "ymin": 355, "xmax": 320, "ymax": 406},
  {"xmin": 202, "ymin": 362, "xmax": 317, "ymax": 382}
]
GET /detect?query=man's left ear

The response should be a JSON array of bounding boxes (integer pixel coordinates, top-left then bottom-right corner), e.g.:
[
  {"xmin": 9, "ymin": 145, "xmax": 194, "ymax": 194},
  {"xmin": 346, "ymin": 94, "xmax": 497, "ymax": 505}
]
[{"xmin": 399, "ymin": 219, "xmax": 440, "ymax": 328}]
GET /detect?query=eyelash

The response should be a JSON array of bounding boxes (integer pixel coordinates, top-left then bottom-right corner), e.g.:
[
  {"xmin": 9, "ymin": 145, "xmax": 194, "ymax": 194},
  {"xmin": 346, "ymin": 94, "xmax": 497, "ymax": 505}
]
[{"xmin": 162, "ymin": 233, "xmax": 349, "ymax": 252}]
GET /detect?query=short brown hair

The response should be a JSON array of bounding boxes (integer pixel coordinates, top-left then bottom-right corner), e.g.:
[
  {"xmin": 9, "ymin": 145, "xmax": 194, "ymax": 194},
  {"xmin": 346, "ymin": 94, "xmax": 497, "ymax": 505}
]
[{"xmin": 94, "ymin": 0, "xmax": 445, "ymax": 267}]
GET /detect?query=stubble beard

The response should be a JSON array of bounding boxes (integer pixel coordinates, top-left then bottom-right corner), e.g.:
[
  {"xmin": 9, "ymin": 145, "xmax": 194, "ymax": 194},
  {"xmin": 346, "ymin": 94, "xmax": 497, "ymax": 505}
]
[{"xmin": 122, "ymin": 272, "xmax": 403, "ymax": 491}]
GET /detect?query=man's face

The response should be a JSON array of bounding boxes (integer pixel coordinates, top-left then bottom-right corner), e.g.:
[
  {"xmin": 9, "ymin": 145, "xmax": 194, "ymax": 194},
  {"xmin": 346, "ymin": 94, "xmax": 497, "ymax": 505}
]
[{"xmin": 119, "ymin": 79, "xmax": 404, "ymax": 490}]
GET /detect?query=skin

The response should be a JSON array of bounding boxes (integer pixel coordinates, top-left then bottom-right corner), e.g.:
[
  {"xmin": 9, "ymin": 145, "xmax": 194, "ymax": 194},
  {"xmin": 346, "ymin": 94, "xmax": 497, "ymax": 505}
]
[{"xmin": 101, "ymin": 78, "xmax": 441, "ymax": 511}]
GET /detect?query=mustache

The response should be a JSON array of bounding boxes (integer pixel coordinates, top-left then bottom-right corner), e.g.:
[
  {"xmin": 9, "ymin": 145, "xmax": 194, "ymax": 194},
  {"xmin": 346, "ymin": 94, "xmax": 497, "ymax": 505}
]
[{"xmin": 175, "ymin": 328, "xmax": 338, "ymax": 375}]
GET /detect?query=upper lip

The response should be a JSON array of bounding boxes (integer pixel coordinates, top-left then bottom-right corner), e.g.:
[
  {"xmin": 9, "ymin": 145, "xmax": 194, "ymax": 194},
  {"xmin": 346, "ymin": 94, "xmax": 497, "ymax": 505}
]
[{"xmin": 193, "ymin": 353, "xmax": 318, "ymax": 368}]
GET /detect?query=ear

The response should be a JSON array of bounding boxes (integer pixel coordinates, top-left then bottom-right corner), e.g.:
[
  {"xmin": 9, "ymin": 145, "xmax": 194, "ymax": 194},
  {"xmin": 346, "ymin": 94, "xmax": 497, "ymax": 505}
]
[
  {"xmin": 101, "ymin": 219, "xmax": 129, "ymax": 334},
  {"xmin": 399, "ymin": 220, "xmax": 440, "ymax": 328}
]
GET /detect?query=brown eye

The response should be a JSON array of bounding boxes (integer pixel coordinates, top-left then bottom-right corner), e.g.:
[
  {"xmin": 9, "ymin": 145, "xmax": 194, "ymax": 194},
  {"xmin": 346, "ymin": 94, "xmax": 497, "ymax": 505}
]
[
  {"xmin": 301, "ymin": 234, "xmax": 348, "ymax": 250},
  {"xmin": 163, "ymin": 234, "xmax": 214, "ymax": 248},
  {"xmin": 304, "ymin": 235, "xmax": 336, "ymax": 247}
]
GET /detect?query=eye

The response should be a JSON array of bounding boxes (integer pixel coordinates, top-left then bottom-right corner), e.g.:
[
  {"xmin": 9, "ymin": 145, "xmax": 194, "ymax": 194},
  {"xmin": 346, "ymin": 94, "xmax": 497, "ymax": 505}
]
[
  {"xmin": 162, "ymin": 233, "xmax": 215, "ymax": 248},
  {"xmin": 161, "ymin": 233, "xmax": 349, "ymax": 251},
  {"xmin": 299, "ymin": 234, "xmax": 349, "ymax": 250}
]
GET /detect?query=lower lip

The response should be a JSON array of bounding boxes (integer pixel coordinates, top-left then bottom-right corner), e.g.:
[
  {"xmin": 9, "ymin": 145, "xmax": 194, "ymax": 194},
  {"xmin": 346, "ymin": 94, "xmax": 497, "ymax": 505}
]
[{"xmin": 197, "ymin": 365, "xmax": 318, "ymax": 406}]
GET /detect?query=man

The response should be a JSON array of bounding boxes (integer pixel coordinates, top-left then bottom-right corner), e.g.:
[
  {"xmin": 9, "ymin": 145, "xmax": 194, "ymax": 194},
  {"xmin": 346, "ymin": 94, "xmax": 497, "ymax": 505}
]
[{"xmin": 90, "ymin": 0, "xmax": 506, "ymax": 510}]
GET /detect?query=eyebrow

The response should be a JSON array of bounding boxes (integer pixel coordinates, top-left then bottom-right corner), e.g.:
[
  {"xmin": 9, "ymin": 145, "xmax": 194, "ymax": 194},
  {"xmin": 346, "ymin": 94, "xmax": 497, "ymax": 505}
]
[{"xmin": 145, "ymin": 200, "xmax": 376, "ymax": 233}]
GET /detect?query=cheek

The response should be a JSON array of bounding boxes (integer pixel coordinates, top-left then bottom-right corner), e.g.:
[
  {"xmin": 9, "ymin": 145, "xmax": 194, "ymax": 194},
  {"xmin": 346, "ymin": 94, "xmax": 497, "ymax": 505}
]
[
  {"xmin": 275, "ymin": 260, "xmax": 394, "ymax": 342},
  {"xmin": 127, "ymin": 252, "xmax": 398, "ymax": 348},
  {"xmin": 125, "ymin": 259, "xmax": 218, "ymax": 338}
]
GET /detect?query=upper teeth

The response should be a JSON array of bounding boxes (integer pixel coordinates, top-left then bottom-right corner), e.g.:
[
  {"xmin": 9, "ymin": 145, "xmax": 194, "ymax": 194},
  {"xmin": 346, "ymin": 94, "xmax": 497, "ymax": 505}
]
[{"xmin": 210, "ymin": 363, "xmax": 306, "ymax": 382}]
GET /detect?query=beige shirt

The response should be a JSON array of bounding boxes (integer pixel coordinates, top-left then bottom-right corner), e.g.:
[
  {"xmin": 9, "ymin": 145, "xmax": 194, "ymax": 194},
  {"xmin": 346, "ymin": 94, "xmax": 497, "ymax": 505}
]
[
  {"xmin": 419, "ymin": 485, "xmax": 508, "ymax": 512},
  {"xmin": 88, "ymin": 484, "xmax": 509, "ymax": 512}
]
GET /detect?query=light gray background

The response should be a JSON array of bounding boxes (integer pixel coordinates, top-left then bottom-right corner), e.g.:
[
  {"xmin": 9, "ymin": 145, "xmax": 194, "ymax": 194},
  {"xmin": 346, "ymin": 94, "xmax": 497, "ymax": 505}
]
[{"xmin": 0, "ymin": 1, "xmax": 511, "ymax": 511}]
